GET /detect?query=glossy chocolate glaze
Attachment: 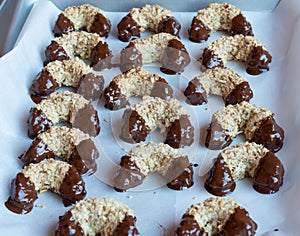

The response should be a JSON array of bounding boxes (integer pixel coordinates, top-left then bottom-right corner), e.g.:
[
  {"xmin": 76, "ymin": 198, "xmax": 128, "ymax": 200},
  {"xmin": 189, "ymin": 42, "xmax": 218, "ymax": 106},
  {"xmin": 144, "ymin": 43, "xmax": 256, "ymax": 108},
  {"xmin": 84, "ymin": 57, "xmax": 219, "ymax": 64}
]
[
  {"xmin": 77, "ymin": 73, "xmax": 104, "ymax": 101},
  {"xmin": 55, "ymin": 211, "xmax": 84, "ymax": 236},
  {"xmin": 205, "ymin": 121, "xmax": 232, "ymax": 150},
  {"xmin": 175, "ymin": 214, "xmax": 208, "ymax": 236},
  {"xmin": 165, "ymin": 115, "xmax": 194, "ymax": 149},
  {"xmin": 28, "ymin": 107, "xmax": 53, "ymax": 139},
  {"xmin": 89, "ymin": 13, "xmax": 111, "ymax": 38},
  {"xmin": 120, "ymin": 109, "xmax": 148, "ymax": 143},
  {"xmin": 202, "ymin": 48, "xmax": 224, "ymax": 69},
  {"xmin": 91, "ymin": 41, "xmax": 112, "ymax": 71},
  {"xmin": 112, "ymin": 213, "xmax": 140, "ymax": 236},
  {"xmin": 225, "ymin": 81, "xmax": 253, "ymax": 105},
  {"xmin": 53, "ymin": 13, "xmax": 75, "ymax": 37},
  {"xmin": 73, "ymin": 103, "xmax": 100, "ymax": 137},
  {"xmin": 59, "ymin": 166, "xmax": 86, "ymax": 207},
  {"xmin": 246, "ymin": 46, "xmax": 272, "ymax": 75},
  {"xmin": 160, "ymin": 39, "xmax": 190, "ymax": 75},
  {"xmin": 117, "ymin": 15, "xmax": 141, "ymax": 42},
  {"xmin": 150, "ymin": 77, "xmax": 173, "ymax": 100},
  {"xmin": 184, "ymin": 78, "xmax": 208, "ymax": 105},
  {"xmin": 120, "ymin": 42, "xmax": 143, "ymax": 73},
  {"xmin": 205, "ymin": 155, "xmax": 236, "ymax": 196},
  {"xmin": 221, "ymin": 207, "xmax": 257, "ymax": 236},
  {"xmin": 250, "ymin": 116, "xmax": 284, "ymax": 152},
  {"xmin": 69, "ymin": 139, "xmax": 99, "ymax": 175},
  {"xmin": 44, "ymin": 41, "xmax": 69, "ymax": 65},
  {"xmin": 103, "ymin": 80, "xmax": 129, "ymax": 110},
  {"xmin": 158, "ymin": 17, "xmax": 181, "ymax": 37},
  {"xmin": 253, "ymin": 152, "xmax": 284, "ymax": 194},
  {"xmin": 188, "ymin": 17, "xmax": 211, "ymax": 43},
  {"xmin": 30, "ymin": 70, "xmax": 60, "ymax": 103},
  {"xmin": 19, "ymin": 137, "xmax": 55, "ymax": 165},
  {"xmin": 5, "ymin": 172, "xmax": 38, "ymax": 214},
  {"xmin": 114, "ymin": 155, "xmax": 146, "ymax": 192},
  {"xmin": 231, "ymin": 13, "xmax": 254, "ymax": 36}
]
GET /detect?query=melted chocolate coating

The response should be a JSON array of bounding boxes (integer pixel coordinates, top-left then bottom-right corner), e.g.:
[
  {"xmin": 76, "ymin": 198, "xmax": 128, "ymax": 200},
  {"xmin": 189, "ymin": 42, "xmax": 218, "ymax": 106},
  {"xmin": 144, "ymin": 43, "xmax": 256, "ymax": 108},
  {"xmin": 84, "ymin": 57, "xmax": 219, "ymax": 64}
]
[
  {"xmin": 120, "ymin": 42, "xmax": 143, "ymax": 73},
  {"xmin": 114, "ymin": 155, "xmax": 146, "ymax": 192},
  {"xmin": 44, "ymin": 41, "xmax": 69, "ymax": 65},
  {"xmin": 158, "ymin": 16, "xmax": 181, "ymax": 37},
  {"xmin": 103, "ymin": 81, "xmax": 129, "ymax": 110},
  {"xmin": 59, "ymin": 167, "xmax": 86, "ymax": 207},
  {"xmin": 250, "ymin": 116, "xmax": 284, "ymax": 152},
  {"xmin": 231, "ymin": 13, "xmax": 254, "ymax": 37},
  {"xmin": 161, "ymin": 39, "xmax": 190, "ymax": 75},
  {"xmin": 89, "ymin": 13, "xmax": 111, "ymax": 38},
  {"xmin": 91, "ymin": 41, "xmax": 112, "ymax": 71},
  {"xmin": 112, "ymin": 213, "xmax": 140, "ymax": 236},
  {"xmin": 253, "ymin": 152, "xmax": 284, "ymax": 194},
  {"xmin": 77, "ymin": 73, "xmax": 104, "ymax": 101},
  {"xmin": 165, "ymin": 115, "xmax": 194, "ymax": 149},
  {"xmin": 55, "ymin": 211, "xmax": 84, "ymax": 236},
  {"xmin": 117, "ymin": 15, "xmax": 141, "ymax": 42},
  {"xmin": 175, "ymin": 214, "xmax": 208, "ymax": 236},
  {"xmin": 184, "ymin": 78, "xmax": 208, "ymax": 105},
  {"xmin": 19, "ymin": 137, "xmax": 55, "ymax": 165},
  {"xmin": 202, "ymin": 48, "xmax": 224, "ymax": 69},
  {"xmin": 221, "ymin": 207, "xmax": 257, "ymax": 236},
  {"xmin": 73, "ymin": 103, "xmax": 100, "ymax": 137},
  {"xmin": 150, "ymin": 77, "xmax": 173, "ymax": 100},
  {"xmin": 5, "ymin": 172, "xmax": 38, "ymax": 214},
  {"xmin": 53, "ymin": 13, "xmax": 75, "ymax": 37},
  {"xmin": 246, "ymin": 46, "xmax": 272, "ymax": 75},
  {"xmin": 205, "ymin": 121, "xmax": 232, "ymax": 150},
  {"xmin": 205, "ymin": 155, "xmax": 236, "ymax": 196},
  {"xmin": 28, "ymin": 107, "xmax": 53, "ymax": 139},
  {"xmin": 225, "ymin": 81, "xmax": 253, "ymax": 105},
  {"xmin": 120, "ymin": 109, "xmax": 148, "ymax": 143},
  {"xmin": 188, "ymin": 17, "xmax": 211, "ymax": 43}
]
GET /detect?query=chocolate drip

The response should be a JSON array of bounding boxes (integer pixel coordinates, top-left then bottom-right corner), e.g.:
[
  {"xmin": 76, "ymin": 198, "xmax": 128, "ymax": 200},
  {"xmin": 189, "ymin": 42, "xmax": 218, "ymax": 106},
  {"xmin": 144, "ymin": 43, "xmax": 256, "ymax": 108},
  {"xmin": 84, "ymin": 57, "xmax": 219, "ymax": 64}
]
[
  {"xmin": 59, "ymin": 167, "xmax": 86, "ymax": 207},
  {"xmin": 28, "ymin": 107, "xmax": 53, "ymax": 139},
  {"xmin": 30, "ymin": 70, "xmax": 60, "ymax": 103},
  {"xmin": 103, "ymin": 81, "xmax": 129, "ymax": 110},
  {"xmin": 221, "ymin": 207, "xmax": 257, "ymax": 236},
  {"xmin": 188, "ymin": 17, "xmax": 211, "ymax": 43},
  {"xmin": 120, "ymin": 42, "xmax": 143, "ymax": 73},
  {"xmin": 158, "ymin": 16, "xmax": 181, "ymax": 37},
  {"xmin": 205, "ymin": 155, "xmax": 236, "ymax": 196},
  {"xmin": 91, "ymin": 41, "xmax": 112, "ymax": 71},
  {"xmin": 55, "ymin": 211, "xmax": 84, "ymax": 236},
  {"xmin": 231, "ymin": 13, "xmax": 254, "ymax": 37},
  {"xmin": 161, "ymin": 39, "xmax": 190, "ymax": 75},
  {"xmin": 175, "ymin": 214, "xmax": 208, "ymax": 236},
  {"xmin": 165, "ymin": 115, "xmax": 194, "ymax": 149},
  {"xmin": 253, "ymin": 152, "xmax": 284, "ymax": 194},
  {"xmin": 77, "ymin": 73, "xmax": 104, "ymax": 101},
  {"xmin": 184, "ymin": 78, "xmax": 208, "ymax": 105},
  {"xmin": 89, "ymin": 13, "xmax": 111, "ymax": 38},
  {"xmin": 53, "ymin": 13, "xmax": 75, "ymax": 37},
  {"xmin": 69, "ymin": 139, "xmax": 99, "ymax": 175},
  {"xmin": 120, "ymin": 109, "xmax": 148, "ymax": 143},
  {"xmin": 202, "ymin": 48, "xmax": 224, "ymax": 69},
  {"xmin": 112, "ymin": 213, "xmax": 140, "ymax": 236},
  {"xmin": 246, "ymin": 46, "xmax": 272, "ymax": 75},
  {"xmin": 225, "ymin": 81, "xmax": 253, "ymax": 105},
  {"xmin": 150, "ymin": 77, "xmax": 173, "ymax": 100},
  {"xmin": 73, "ymin": 103, "xmax": 100, "ymax": 137},
  {"xmin": 5, "ymin": 173, "xmax": 38, "ymax": 214},
  {"xmin": 117, "ymin": 15, "xmax": 141, "ymax": 42},
  {"xmin": 205, "ymin": 122, "xmax": 232, "ymax": 150},
  {"xmin": 114, "ymin": 155, "xmax": 146, "ymax": 192},
  {"xmin": 44, "ymin": 41, "xmax": 69, "ymax": 65},
  {"xmin": 19, "ymin": 137, "xmax": 55, "ymax": 165},
  {"xmin": 250, "ymin": 116, "xmax": 284, "ymax": 152}
]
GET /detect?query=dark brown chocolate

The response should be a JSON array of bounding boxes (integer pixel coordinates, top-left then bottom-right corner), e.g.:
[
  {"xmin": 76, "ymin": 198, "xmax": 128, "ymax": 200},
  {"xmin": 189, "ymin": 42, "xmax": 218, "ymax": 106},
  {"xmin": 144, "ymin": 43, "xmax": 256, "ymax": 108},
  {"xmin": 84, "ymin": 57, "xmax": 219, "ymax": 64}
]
[
  {"xmin": 120, "ymin": 109, "xmax": 148, "ymax": 143},
  {"xmin": 205, "ymin": 155, "xmax": 236, "ymax": 196},
  {"xmin": 160, "ymin": 39, "xmax": 190, "ymax": 75},
  {"xmin": 202, "ymin": 48, "xmax": 224, "ymax": 69},
  {"xmin": 114, "ymin": 155, "xmax": 146, "ymax": 192},
  {"xmin": 158, "ymin": 16, "xmax": 181, "ymax": 37},
  {"xmin": 112, "ymin": 213, "xmax": 140, "ymax": 236},
  {"xmin": 150, "ymin": 77, "xmax": 173, "ymax": 100},
  {"xmin": 117, "ymin": 15, "xmax": 141, "ymax": 42},
  {"xmin": 91, "ymin": 41, "xmax": 112, "ymax": 71},
  {"xmin": 175, "ymin": 214, "xmax": 208, "ymax": 236},
  {"xmin": 73, "ymin": 103, "xmax": 100, "ymax": 137},
  {"xmin": 253, "ymin": 152, "xmax": 284, "ymax": 194},
  {"xmin": 231, "ymin": 13, "xmax": 254, "ymax": 37},
  {"xmin": 103, "ymin": 80, "xmax": 129, "ymax": 110},
  {"xmin": 188, "ymin": 17, "xmax": 211, "ymax": 43},
  {"xmin": 44, "ymin": 41, "xmax": 69, "ymax": 65},
  {"xmin": 5, "ymin": 172, "xmax": 38, "ymax": 214},
  {"xmin": 225, "ymin": 81, "xmax": 253, "ymax": 105},
  {"xmin": 120, "ymin": 42, "xmax": 143, "ymax": 73},
  {"xmin": 250, "ymin": 116, "xmax": 284, "ymax": 153},
  {"xmin": 28, "ymin": 107, "xmax": 53, "ymax": 139},
  {"xmin": 89, "ymin": 13, "xmax": 111, "ymax": 38},
  {"xmin": 221, "ymin": 207, "xmax": 257, "ymax": 236},
  {"xmin": 205, "ymin": 121, "xmax": 232, "ymax": 150},
  {"xmin": 246, "ymin": 46, "xmax": 272, "ymax": 75},
  {"xmin": 53, "ymin": 13, "xmax": 75, "ymax": 37},
  {"xmin": 184, "ymin": 78, "xmax": 208, "ymax": 105},
  {"xmin": 165, "ymin": 115, "xmax": 194, "ymax": 149},
  {"xmin": 55, "ymin": 211, "xmax": 84, "ymax": 236},
  {"xmin": 77, "ymin": 73, "xmax": 104, "ymax": 101}
]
